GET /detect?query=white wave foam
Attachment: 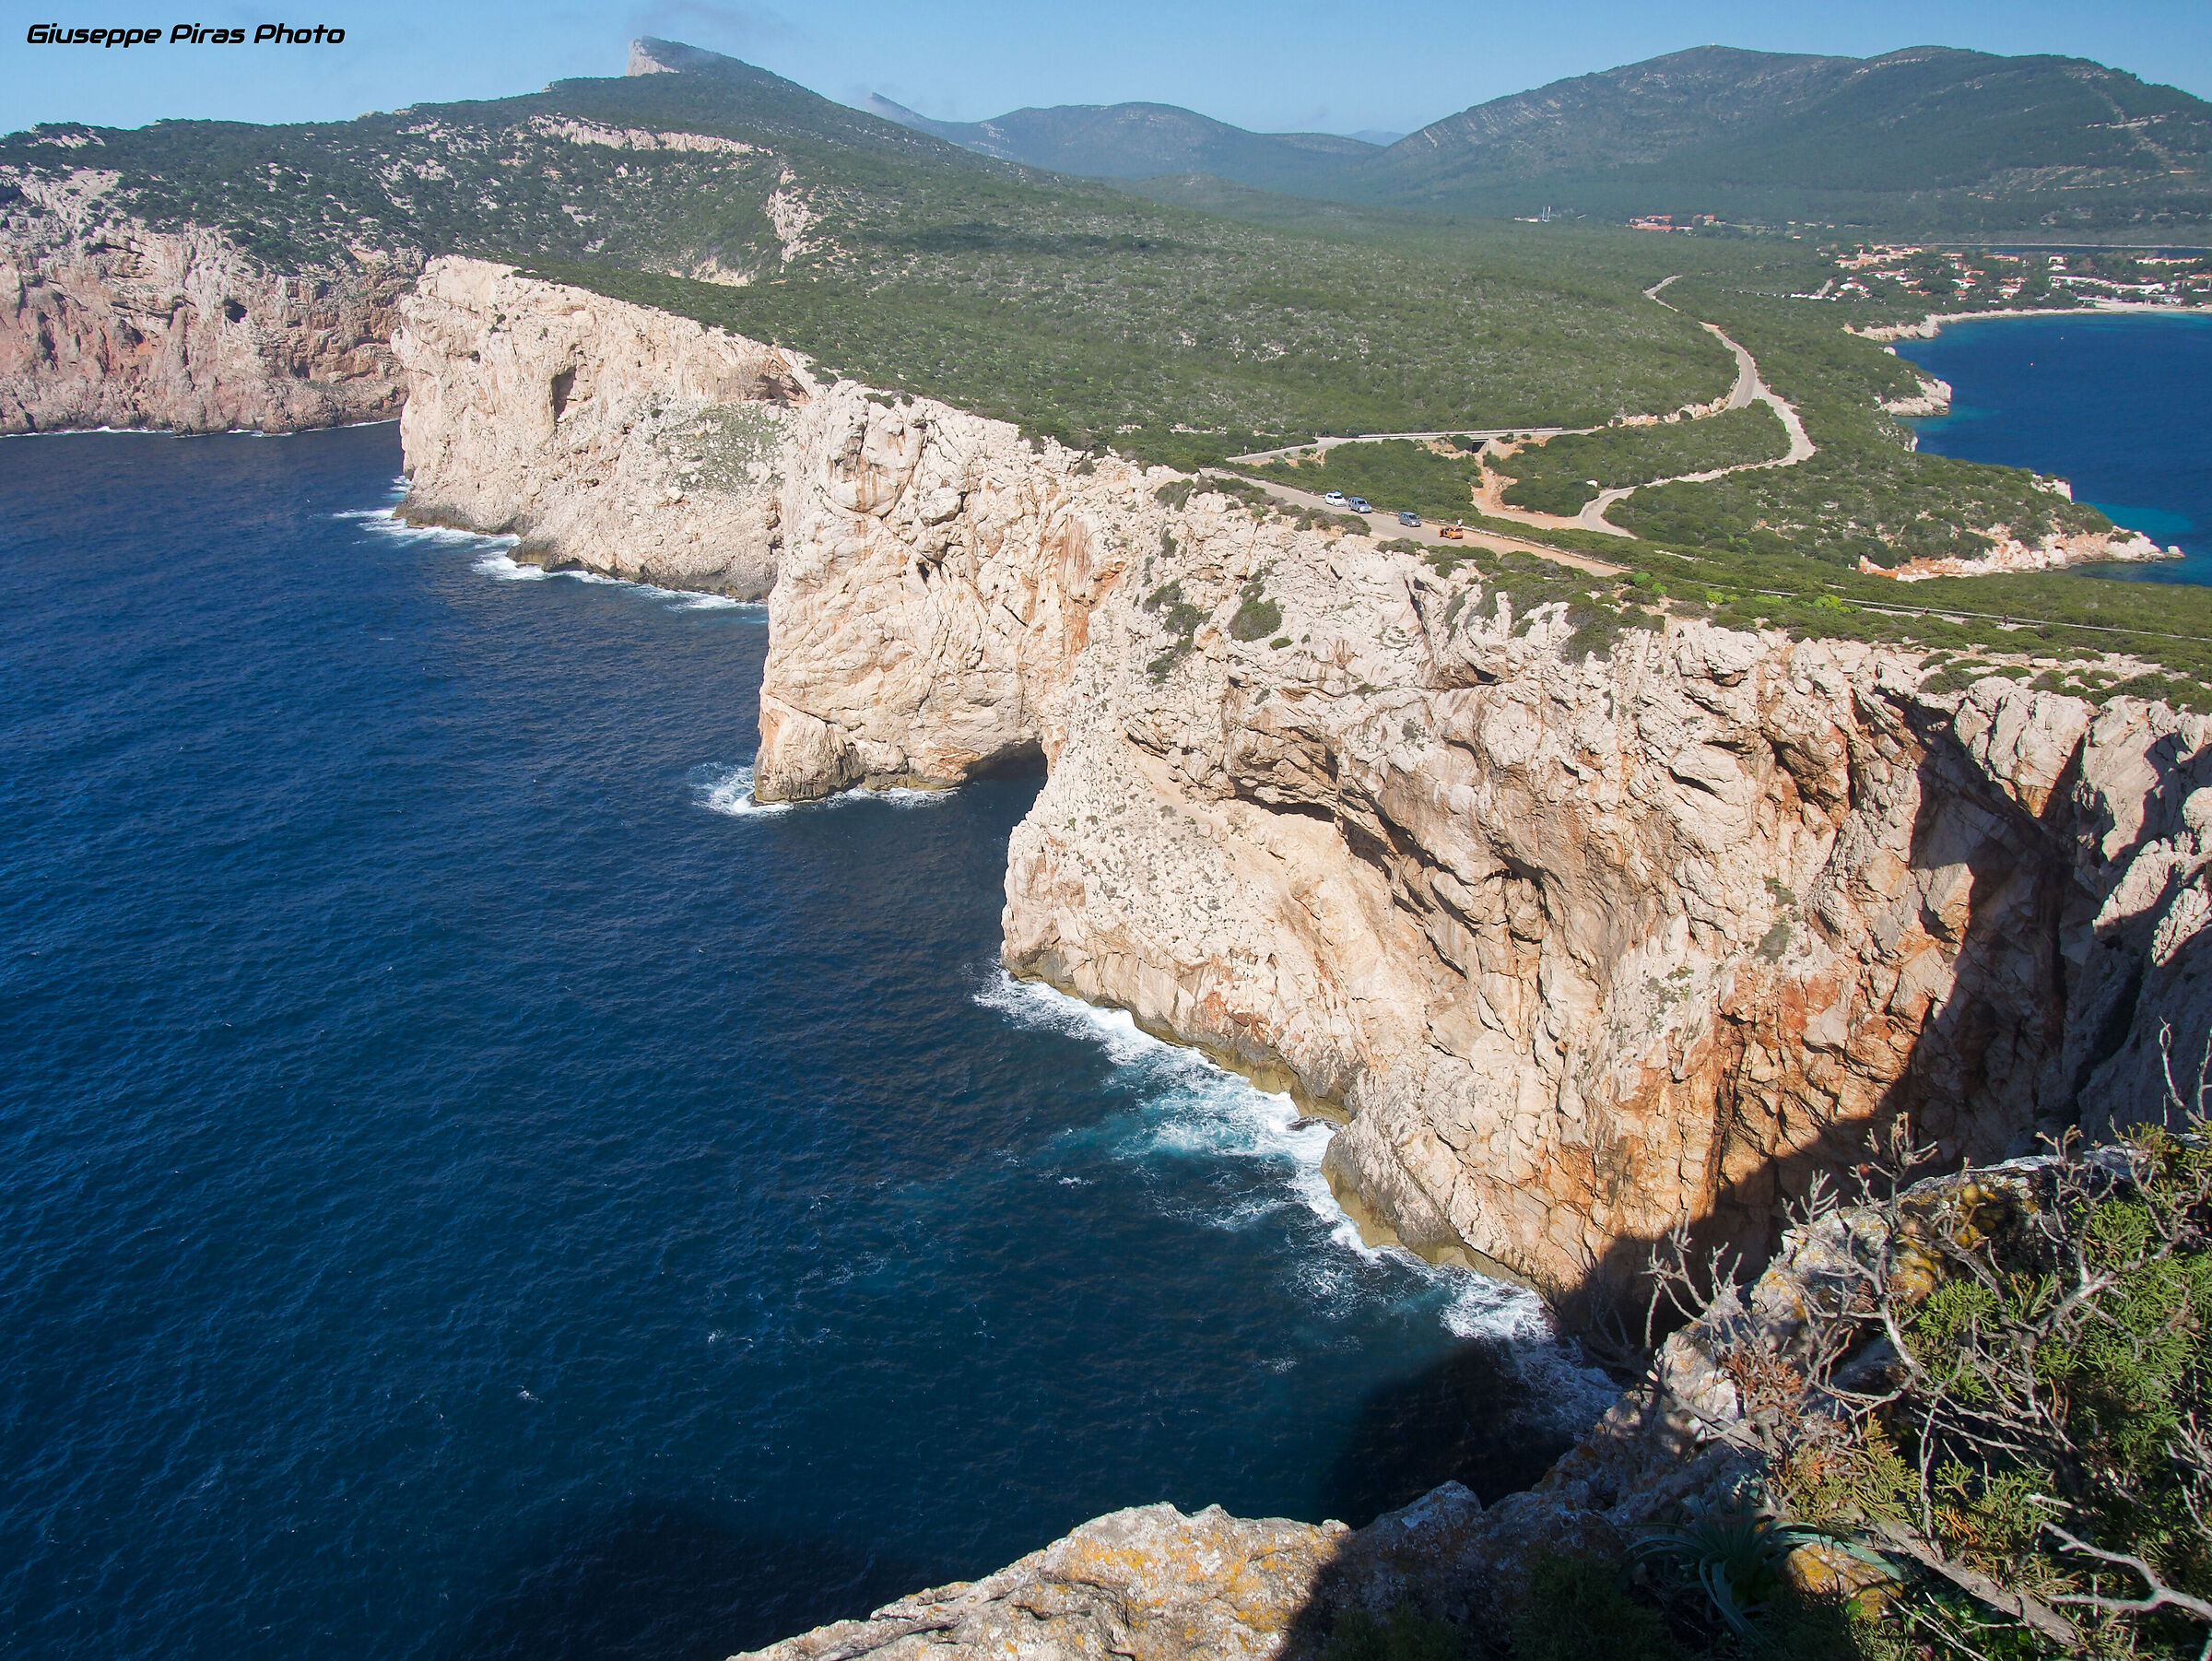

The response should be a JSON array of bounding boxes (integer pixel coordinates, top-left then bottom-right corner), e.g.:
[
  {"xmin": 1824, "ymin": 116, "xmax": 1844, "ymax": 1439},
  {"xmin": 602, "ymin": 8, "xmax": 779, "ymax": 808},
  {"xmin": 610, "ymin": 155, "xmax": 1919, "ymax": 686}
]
[
  {"xmin": 695, "ymin": 763, "xmax": 790, "ymax": 818},
  {"xmin": 694, "ymin": 761, "xmax": 960, "ymax": 819},
  {"xmin": 340, "ymin": 508, "xmax": 522, "ymax": 556},
  {"xmin": 977, "ymin": 971, "xmax": 1349, "ymax": 1232},
  {"xmin": 1439, "ymin": 1272, "xmax": 1548, "ymax": 1343},
  {"xmin": 672, "ymin": 594, "xmax": 761, "ymax": 611},
  {"xmin": 975, "ymin": 971, "xmax": 1166, "ymax": 1067},
  {"xmin": 475, "ymin": 548, "xmax": 549, "ymax": 580},
  {"xmin": 334, "ymin": 505, "xmax": 763, "ymax": 616},
  {"xmin": 976, "ymin": 969, "xmax": 1620, "ymax": 1424}
]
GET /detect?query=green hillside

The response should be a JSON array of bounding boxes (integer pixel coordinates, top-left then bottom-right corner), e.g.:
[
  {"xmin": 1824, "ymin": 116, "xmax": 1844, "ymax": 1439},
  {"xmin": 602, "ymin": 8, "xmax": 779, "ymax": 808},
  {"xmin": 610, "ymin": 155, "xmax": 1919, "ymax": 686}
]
[
  {"xmin": 0, "ymin": 41, "xmax": 1741, "ymax": 463},
  {"xmin": 849, "ymin": 45, "xmax": 2212, "ymax": 237},
  {"xmin": 1350, "ymin": 45, "xmax": 2212, "ymax": 236}
]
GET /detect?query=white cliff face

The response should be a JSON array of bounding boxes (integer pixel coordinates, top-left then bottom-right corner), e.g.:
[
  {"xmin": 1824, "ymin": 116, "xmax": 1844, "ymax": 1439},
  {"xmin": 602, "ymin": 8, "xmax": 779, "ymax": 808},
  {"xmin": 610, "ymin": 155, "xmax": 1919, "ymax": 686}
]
[
  {"xmin": 753, "ymin": 386, "xmax": 1123, "ymax": 795},
  {"xmin": 746, "ymin": 368, "xmax": 2212, "ymax": 1296},
  {"xmin": 0, "ymin": 169, "xmax": 410, "ymax": 433},
  {"xmin": 393, "ymin": 258, "xmax": 814, "ymax": 598},
  {"xmin": 387, "ymin": 263, "xmax": 2212, "ymax": 1297}
]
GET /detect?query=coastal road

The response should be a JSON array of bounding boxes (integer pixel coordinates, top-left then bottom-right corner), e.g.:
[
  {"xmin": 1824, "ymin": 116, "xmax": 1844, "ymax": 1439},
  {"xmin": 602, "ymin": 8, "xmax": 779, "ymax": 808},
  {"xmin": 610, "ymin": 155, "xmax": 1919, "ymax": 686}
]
[
  {"xmin": 1226, "ymin": 427, "xmax": 1566, "ymax": 466},
  {"xmin": 1206, "ymin": 470, "xmax": 1626, "ymax": 579}
]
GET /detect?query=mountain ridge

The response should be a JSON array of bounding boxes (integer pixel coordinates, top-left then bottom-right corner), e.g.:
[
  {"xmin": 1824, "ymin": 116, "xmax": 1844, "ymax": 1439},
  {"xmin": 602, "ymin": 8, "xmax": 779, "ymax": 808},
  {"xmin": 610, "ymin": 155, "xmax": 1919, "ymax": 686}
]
[
  {"xmin": 854, "ymin": 42, "xmax": 2212, "ymax": 233},
  {"xmin": 862, "ymin": 92, "xmax": 1379, "ymax": 194}
]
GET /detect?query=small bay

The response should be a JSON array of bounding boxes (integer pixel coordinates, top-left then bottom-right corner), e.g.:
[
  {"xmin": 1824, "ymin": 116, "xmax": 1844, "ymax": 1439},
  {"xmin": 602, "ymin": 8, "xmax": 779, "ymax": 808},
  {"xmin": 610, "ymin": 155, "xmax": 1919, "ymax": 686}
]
[{"xmin": 1894, "ymin": 312, "xmax": 2212, "ymax": 583}]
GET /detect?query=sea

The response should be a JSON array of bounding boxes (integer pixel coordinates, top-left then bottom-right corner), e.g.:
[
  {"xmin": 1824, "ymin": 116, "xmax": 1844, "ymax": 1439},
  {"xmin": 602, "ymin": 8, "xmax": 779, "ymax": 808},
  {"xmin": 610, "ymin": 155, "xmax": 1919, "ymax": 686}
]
[
  {"xmin": 1894, "ymin": 311, "xmax": 2212, "ymax": 583},
  {"xmin": 0, "ymin": 423, "xmax": 1616, "ymax": 1661}
]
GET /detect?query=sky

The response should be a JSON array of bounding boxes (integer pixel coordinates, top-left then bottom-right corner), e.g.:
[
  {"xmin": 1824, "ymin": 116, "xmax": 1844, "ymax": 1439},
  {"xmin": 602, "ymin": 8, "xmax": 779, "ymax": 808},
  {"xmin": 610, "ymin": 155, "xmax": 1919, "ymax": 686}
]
[{"xmin": 3, "ymin": 0, "xmax": 2208, "ymax": 139}]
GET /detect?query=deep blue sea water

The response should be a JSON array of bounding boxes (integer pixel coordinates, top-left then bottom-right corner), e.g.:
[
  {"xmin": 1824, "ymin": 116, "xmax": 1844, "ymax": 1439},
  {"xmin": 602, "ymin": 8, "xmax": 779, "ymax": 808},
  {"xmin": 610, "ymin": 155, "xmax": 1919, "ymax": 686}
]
[
  {"xmin": 0, "ymin": 423, "xmax": 1609, "ymax": 1661},
  {"xmin": 1895, "ymin": 312, "xmax": 2212, "ymax": 583}
]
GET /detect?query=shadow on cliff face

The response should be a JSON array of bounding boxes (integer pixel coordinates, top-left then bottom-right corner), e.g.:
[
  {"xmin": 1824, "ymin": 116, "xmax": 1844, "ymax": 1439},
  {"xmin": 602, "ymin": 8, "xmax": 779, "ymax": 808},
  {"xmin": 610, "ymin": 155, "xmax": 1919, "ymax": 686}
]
[
  {"xmin": 431, "ymin": 1498, "xmax": 940, "ymax": 1661},
  {"xmin": 1315, "ymin": 1337, "xmax": 1588, "ymax": 1527},
  {"xmin": 1552, "ymin": 697, "xmax": 2132, "ymax": 1324}
]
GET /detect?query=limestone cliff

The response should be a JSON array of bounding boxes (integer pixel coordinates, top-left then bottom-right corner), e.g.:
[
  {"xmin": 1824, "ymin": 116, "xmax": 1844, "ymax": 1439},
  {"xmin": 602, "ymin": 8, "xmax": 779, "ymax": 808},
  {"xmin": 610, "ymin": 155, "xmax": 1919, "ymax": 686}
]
[
  {"xmin": 393, "ymin": 258, "xmax": 812, "ymax": 597},
  {"xmin": 382, "ymin": 260, "xmax": 2212, "ymax": 1302},
  {"xmin": 746, "ymin": 370, "xmax": 2212, "ymax": 1298},
  {"xmin": 0, "ymin": 166, "xmax": 410, "ymax": 433}
]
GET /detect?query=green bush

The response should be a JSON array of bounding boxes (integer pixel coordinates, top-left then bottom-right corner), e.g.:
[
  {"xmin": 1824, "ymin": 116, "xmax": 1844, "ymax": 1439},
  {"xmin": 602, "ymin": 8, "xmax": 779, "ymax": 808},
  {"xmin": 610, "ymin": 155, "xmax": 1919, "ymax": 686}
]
[
  {"xmin": 1495, "ymin": 404, "xmax": 1791, "ymax": 515},
  {"xmin": 1510, "ymin": 1554, "xmax": 1682, "ymax": 1661},
  {"xmin": 1230, "ymin": 578, "xmax": 1283, "ymax": 642},
  {"xmin": 1324, "ymin": 1604, "xmax": 1469, "ymax": 1661}
]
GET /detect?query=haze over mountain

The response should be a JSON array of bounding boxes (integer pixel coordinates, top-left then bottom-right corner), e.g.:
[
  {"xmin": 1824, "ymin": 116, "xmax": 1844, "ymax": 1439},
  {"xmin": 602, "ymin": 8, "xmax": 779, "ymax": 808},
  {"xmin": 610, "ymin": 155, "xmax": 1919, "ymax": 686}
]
[
  {"xmin": 870, "ymin": 44, "xmax": 2212, "ymax": 236},
  {"xmin": 863, "ymin": 94, "xmax": 1379, "ymax": 195}
]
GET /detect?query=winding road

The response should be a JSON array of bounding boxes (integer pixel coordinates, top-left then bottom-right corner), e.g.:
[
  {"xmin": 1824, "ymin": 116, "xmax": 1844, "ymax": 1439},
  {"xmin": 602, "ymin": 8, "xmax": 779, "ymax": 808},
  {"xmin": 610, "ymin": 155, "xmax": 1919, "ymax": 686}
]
[
  {"xmin": 1215, "ymin": 275, "xmax": 1817, "ymax": 562},
  {"xmin": 1226, "ymin": 275, "xmax": 1818, "ymax": 544},
  {"xmin": 1200, "ymin": 470, "xmax": 1626, "ymax": 578},
  {"xmin": 1571, "ymin": 278, "xmax": 1818, "ymax": 535}
]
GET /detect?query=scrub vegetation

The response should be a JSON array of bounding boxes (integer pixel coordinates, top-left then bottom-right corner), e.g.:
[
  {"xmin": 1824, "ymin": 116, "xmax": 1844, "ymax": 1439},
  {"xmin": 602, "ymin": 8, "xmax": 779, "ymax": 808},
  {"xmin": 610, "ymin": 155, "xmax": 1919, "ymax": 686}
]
[
  {"xmin": 1316, "ymin": 1102, "xmax": 2212, "ymax": 1659},
  {"xmin": 7, "ymin": 41, "xmax": 2210, "ymax": 675},
  {"xmin": 1608, "ymin": 285, "xmax": 2119, "ymax": 569},
  {"xmin": 1491, "ymin": 404, "xmax": 1791, "ymax": 515},
  {"xmin": 1239, "ymin": 441, "xmax": 1489, "ymax": 524}
]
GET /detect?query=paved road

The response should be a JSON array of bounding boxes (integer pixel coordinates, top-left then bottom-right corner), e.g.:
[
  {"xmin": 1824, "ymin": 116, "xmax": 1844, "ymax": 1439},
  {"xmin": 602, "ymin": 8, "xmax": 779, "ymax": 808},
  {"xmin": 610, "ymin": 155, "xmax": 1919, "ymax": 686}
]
[{"xmin": 1206, "ymin": 470, "xmax": 1626, "ymax": 578}]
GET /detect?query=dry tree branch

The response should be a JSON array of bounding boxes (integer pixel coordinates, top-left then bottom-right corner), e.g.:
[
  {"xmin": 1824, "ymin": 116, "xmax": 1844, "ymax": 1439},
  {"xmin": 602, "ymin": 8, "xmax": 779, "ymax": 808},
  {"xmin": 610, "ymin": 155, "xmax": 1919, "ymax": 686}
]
[
  {"xmin": 1870, "ymin": 1520, "xmax": 2085, "ymax": 1647},
  {"xmin": 2042, "ymin": 1520, "xmax": 2212, "ymax": 1624}
]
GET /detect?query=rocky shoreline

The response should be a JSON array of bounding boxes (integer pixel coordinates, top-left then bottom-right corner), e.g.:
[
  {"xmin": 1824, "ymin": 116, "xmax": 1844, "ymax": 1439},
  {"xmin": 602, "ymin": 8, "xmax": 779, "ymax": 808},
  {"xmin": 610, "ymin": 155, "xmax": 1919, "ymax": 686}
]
[
  {"xmin": 16, "ymin": 244, "xmax": 2212, "ymax": 1658},
  {"xmin": 1848, "ymin": 299, "xmax": 2196, "ymax": 343},
  {"xmin": 725, "ymin": 1155, "xmax": 2032, "ymax": 1660}
]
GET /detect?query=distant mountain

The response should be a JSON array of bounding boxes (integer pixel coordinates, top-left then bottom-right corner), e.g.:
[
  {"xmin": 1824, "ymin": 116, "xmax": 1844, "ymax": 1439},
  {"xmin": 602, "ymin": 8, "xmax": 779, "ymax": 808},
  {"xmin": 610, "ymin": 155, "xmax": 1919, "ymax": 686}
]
[
  {"xmin": 1347, "ymin": 130, "xmax": 1406, "ymax": 147},
  {"xmin": 863, "ymin": 94, "xmax": 1377, "ymax": 194},
  {"xmin": 1359, "ymin": 45, "xmax": 2212, "ymax": 234},
  {"xmin": 868, "ymin": 45, "xmax": 2212, "ymax": 236}
]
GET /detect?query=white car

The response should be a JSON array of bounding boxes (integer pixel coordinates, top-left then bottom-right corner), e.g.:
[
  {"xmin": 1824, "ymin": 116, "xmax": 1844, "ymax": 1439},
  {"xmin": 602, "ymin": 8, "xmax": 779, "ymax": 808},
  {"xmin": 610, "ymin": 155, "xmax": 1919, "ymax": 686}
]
[{"xmin": 1323, "ymin": 490, "xmax": 1347, "ymax": 507}]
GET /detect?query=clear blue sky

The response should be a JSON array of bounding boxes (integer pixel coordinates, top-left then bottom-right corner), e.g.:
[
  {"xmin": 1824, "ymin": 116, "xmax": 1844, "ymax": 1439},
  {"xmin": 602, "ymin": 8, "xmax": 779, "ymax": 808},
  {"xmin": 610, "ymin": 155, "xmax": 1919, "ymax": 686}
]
[{"xmin": 4, "ymin": 0, "xmax": 2207, "ymax": 139}]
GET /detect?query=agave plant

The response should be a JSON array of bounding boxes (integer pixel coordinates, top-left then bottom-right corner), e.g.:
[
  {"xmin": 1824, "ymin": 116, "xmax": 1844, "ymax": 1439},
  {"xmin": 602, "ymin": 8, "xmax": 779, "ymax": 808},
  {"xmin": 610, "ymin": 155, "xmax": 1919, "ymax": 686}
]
[{"xmin": 1631, "ymin": 1510, "xmax": 1828, "ymax": 1638}]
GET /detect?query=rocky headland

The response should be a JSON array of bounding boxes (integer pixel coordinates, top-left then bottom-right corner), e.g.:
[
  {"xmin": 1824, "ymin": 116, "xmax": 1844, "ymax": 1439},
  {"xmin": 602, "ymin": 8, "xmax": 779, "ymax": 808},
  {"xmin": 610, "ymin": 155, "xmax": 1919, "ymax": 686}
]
[
  {"xmin": 16, "ymin": 243, "xmax": 2212, "ymax": 1657},
  {"xmin": 391, "ymin": 258, "xmax": 2212, "ymax": 1305},
  {"xmin": 393, "ymin": 259, "xmax": 811, "ymax": 597},
  {"xmin": 0, "ymin": 165, "xmax": 410, "ymax": 433}
]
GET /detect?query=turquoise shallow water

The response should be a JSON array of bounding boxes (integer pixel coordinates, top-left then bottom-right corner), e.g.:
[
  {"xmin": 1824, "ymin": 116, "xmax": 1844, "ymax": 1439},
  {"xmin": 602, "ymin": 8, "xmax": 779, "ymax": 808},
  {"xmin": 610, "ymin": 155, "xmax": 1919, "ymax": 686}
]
[
  {"xmin": 1895, "ymin": 312, "xmax": 2212, "ymax": 583},
  {"xmin": 0, "ymin": 424, "xmax": 1610, "ymax": 1661}
]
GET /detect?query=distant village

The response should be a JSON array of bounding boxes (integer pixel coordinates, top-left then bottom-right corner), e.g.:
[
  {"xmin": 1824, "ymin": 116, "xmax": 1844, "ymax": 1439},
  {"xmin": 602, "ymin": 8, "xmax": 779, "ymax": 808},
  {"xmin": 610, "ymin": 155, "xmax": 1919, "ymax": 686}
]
[
  {"xmin": 1823, "ymin": 243, "xmax": 2212, "ymax": 307},
  {"xmin": 1626, "ymin": 214, "xmax": 1718, "ymax": 231},
  {"xmin": 1616, "ymin": 218, "xmax": 2212, "ymax": 306}
]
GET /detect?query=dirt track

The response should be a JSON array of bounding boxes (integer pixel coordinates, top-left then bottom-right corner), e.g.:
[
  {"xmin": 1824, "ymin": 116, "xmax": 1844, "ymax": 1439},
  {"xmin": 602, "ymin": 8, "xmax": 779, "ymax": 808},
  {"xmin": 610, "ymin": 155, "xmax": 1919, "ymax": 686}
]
[{"xmin": 1207, "ymin": 470, "xmax": 1626, "ymax": 578}]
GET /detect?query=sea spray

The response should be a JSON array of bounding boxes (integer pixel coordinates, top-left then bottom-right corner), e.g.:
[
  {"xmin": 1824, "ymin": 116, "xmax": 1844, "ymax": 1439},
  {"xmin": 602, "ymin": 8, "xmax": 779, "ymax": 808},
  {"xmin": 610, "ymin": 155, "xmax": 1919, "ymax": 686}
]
[{"xmin": 975, "ymin": 970, "xmax": 1618, "ymax": 1436}]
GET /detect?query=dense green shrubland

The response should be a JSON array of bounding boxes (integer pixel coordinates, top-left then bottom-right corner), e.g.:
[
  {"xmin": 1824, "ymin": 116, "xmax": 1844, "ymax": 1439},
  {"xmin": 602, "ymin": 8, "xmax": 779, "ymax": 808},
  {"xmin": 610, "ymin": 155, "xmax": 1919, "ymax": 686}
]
[
  {"xmin": 1492, "ymin": 404, "xmax": 1791, "ymax": 515},
  {"xmin": 1607, "ymin": 288, "xmax": 2116, "ymax": 568},
  {"xmin": 1237, "ymin": 441, "xmax": 1488, "ymax": 523}
]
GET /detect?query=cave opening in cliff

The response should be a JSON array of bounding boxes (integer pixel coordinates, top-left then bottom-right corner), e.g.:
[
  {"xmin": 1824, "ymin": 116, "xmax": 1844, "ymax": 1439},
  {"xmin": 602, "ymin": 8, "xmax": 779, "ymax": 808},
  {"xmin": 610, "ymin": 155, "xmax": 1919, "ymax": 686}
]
[{"xmin": 967, "ymin": 738, "xmax": 1047, "ymax": 782}]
